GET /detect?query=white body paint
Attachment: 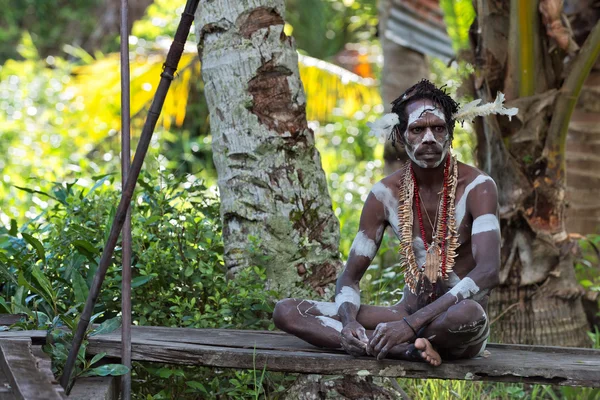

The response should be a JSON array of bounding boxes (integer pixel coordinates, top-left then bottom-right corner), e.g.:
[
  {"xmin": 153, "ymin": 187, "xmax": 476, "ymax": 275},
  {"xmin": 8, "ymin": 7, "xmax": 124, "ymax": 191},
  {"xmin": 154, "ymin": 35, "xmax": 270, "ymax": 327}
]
[
  {"xmin": 455, "ymin": 175, "xmax": 494, "ymax": 228},
  {"xmin": 312, "ymin": 301, "xmax": 337, "ymax": 317},
  {"xmin": 316, "ymin": 316, "xmax": 343, "ymax": 332},
  {"xmin": 371, "ymin": 182, "xmax": 399, "ymax": 237},
  {"xmin": 335, "ymin": 286, "xmax": 361, "ymax": 309},
  {"xmin": 413, "ymin": 236, "xmax": 426, "ymax": 268},
  {"xmin": 449, "ymin": 277, "xmax": 480, "ymax": 301},
  {"xmin": 472, "ymin": 214, "xmax": 500, "ymax": 235},
  {"xmin": 350, "ymin": 231, "xmax": 378, "ymax": 260}
]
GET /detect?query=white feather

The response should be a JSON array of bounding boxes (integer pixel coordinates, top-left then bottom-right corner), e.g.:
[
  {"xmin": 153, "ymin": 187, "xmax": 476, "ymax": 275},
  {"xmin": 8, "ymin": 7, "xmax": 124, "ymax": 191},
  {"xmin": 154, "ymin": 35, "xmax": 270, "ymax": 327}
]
[
  {"xmin": 453, "ymin": 92, "xmax": 519, "ymax": 122},
  {"xmin": 367, "ymin": 113, "xmax": 400, "ymax": 140}
]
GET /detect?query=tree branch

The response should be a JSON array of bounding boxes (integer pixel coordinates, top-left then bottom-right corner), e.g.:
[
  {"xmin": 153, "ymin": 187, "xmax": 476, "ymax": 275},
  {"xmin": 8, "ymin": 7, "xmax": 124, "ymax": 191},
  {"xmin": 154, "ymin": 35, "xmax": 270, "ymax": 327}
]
[{"xmin": 544, "ymin": 20, "xmax": 600, "ymax": 182}]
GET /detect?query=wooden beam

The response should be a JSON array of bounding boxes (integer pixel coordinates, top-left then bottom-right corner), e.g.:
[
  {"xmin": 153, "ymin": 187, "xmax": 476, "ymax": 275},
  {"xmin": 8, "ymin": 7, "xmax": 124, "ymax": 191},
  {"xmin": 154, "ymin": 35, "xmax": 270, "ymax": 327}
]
[
  {"xmin": 3, "ymin": 328, "xmax": 600, "ymax": 388},
  {"xmin": 85, "ymin": 327, "xmax": 600, "ymax": 388},
  {"xmin": 0, "ymin": 339, "xmax": 64, "ymax": 400}
]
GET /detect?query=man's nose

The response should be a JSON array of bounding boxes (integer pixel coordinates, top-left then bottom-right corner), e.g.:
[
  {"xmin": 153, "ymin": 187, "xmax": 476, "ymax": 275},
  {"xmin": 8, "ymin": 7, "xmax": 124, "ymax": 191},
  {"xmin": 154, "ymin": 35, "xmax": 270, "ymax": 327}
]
[{"xmin": 422, "ymin": 128, "xmax": 436, "ymax": 144}]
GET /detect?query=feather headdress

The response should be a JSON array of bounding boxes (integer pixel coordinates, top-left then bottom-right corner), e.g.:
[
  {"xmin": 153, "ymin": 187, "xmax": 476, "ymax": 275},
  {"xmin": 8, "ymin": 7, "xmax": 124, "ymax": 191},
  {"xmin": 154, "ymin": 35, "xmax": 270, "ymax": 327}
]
[
  {"xmin": 452, "ymin": 92, "xmax": 518, "ymax": 122},
  {"xmin": 366, "ymin": 113, "xmax": 399, "ymax": 140}
]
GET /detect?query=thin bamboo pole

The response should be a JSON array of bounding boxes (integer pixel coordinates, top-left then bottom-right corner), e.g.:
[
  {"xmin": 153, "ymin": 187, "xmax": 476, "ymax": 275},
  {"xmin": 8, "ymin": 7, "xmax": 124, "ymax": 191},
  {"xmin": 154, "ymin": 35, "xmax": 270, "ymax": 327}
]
[
  {"xmin": 120, "ymin": 0, "xmax": 133, "ymax": 399},
  {"xmin": 59, "ymin": 0, "xmax": 201, "ymax": 391}
]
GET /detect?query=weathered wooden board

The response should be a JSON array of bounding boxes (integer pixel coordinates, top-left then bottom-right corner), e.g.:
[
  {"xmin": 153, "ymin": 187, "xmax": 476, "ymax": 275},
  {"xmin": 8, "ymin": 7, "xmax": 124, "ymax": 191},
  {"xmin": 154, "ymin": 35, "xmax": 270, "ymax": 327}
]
[
  {"xmin": 0, "ymin": 339, "xmax": 64, "ymax": 400},
  {"xmin": 86, "ymin": 327, "xmax": 600, "ymax": 388},
  {"xmin": 0, "ymin": 315, "xmax": 24, "ymax": 327},
  {"xmin": 3, "ymin": 328, "xmax": 600, "ymax": 388}
]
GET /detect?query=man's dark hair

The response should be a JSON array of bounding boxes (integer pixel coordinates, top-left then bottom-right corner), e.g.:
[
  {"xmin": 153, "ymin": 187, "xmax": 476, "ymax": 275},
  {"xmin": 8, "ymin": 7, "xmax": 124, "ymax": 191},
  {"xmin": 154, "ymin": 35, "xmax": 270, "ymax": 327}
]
[{"xmin": 389, "ymin": 79, "xmax": 459, "ymax": 144}]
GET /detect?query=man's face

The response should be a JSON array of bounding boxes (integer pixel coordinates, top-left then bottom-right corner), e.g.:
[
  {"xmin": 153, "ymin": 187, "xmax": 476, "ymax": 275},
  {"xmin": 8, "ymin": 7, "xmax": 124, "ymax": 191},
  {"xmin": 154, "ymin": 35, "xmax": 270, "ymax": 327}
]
[{"xmin": 402, "ymin": 99, "xmax": 450, "ymax": 168}]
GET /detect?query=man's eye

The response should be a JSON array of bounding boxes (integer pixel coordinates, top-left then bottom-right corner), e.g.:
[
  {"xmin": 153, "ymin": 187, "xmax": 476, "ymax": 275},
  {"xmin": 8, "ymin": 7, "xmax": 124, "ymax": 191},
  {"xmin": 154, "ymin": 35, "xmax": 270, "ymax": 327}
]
[
  {"xmin": 412, "ymin": 127, "xmax": 423, "ymax": 133},
  {"xmin": 434, "ymin": 126, "xmax": 445, "ymax": 133}
]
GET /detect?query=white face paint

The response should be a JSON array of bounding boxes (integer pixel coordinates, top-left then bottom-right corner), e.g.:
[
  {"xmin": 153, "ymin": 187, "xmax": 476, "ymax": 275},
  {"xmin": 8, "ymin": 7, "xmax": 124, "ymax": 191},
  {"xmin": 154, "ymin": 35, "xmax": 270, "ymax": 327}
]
[
  {"xmin": 413, "ymin": 236, "xmax": 426, "ymax": 268},
  {"xmin": 448, "ymin": 277, "xmax": 480, "ymax": 302},
  {"xmin": 335, "ymin": 286, "xmax": 361, "ymax": 309},
  {"xmin": 371, "ymin": 182, "xmax": 399, "ymax": 238},
  {"xmin": 472, "ymin": 214, "xmax": 500, "ymax": 235},
  {"xmin": 404, "ymin": 104, "xmax": 449, "ymax": 168},
  {"xmin": 455, "ymin": 175, "xmax": 495, "ymax": 229},
  {"xmin": 350, "ymin": 231, "xmax": 378, "ymax": 260},
  {"xmin": 316, "ymin": 316, "xmax": 343, "ymax": 332}
]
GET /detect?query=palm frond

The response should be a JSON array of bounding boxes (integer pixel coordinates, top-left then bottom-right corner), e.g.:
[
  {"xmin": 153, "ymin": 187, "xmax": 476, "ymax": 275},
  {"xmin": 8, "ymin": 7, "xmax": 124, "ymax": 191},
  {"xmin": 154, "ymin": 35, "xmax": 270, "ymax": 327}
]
[{"xmin": 71, "ymin": 50, "xmax": 381, "ymax": 136}]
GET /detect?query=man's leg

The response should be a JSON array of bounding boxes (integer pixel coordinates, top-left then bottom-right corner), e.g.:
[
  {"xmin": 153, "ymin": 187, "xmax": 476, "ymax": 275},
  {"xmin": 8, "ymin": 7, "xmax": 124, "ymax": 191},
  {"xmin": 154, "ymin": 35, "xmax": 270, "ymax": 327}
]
[
  {"xmin": 273, "ymin": 298, "xmax": 409, "ymax": 349},
  {"xmin": 417, "ymin": 299, "xmax": 489, "ymax": 361}
]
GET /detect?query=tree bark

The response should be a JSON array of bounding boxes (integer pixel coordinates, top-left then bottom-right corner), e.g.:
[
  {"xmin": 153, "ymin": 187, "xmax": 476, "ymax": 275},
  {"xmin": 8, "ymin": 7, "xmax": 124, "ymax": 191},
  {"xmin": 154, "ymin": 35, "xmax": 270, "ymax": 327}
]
[
  {"xmin": 378, "ymin": 0, "xmax": 429, "ymax": 176},
  {"xmin": 469, "ymin": 0, "xmax": 590, "ymax": 346},
  {"xmin": 195, "ymin": 0, "xmax": 342, "ymax": 296},
  {"xmin": 564, "ymin": 1, "xmax": 600, "ymax": 235}
]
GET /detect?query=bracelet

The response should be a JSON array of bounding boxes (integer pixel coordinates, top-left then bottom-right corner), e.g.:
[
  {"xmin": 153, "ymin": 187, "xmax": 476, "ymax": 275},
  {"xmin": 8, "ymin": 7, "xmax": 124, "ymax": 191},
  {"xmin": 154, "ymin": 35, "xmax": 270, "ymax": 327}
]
[{"xmin": 403, "ymin": 317, "xmax": 418, "ymax": 336}]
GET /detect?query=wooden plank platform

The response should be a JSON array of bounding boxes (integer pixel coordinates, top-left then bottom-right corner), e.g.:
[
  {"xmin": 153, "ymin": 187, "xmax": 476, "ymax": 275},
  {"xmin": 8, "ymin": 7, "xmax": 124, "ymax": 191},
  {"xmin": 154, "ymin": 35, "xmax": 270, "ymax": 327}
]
[
  {"xmin": 3, "ymin": 327, "xmax": 600, "ymax": 388},
  {"xmin": 0, "ymin": 339, "xmax": 65, "ymax": 400}
]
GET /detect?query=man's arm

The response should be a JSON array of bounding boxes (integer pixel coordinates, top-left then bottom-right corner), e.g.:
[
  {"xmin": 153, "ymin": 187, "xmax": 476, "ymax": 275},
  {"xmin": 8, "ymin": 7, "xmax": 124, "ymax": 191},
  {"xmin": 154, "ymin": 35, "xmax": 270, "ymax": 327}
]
[
  {"xmin": 337, "ymin": 190, "xmax": 388, "ymax": 355},
  {"xmin": 369, "ymin": 176, "xmax": 500, "ymax": 359}
]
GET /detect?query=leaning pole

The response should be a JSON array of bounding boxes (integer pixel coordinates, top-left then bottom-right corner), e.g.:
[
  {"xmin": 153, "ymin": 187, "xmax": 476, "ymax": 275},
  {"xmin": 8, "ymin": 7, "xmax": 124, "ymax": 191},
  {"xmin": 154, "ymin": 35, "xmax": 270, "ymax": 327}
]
[{"xmin": 60, "ymin": 0, "xmax": 201, "ymax": 391}]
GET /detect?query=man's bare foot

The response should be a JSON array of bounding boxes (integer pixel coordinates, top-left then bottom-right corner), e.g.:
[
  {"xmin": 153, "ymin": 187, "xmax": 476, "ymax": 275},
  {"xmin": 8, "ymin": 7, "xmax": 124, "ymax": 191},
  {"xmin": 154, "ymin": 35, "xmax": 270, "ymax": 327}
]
[{"xmin": 415, "ymin": 338, "xmax": 442, "ymax": 366}]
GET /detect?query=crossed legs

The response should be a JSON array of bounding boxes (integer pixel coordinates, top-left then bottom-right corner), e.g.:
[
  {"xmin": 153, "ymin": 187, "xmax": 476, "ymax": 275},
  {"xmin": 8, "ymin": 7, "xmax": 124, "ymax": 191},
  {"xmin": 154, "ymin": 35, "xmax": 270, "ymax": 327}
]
[{"xmin": 273, "ymin": 298, "xmax": 488, "ymax": 365}]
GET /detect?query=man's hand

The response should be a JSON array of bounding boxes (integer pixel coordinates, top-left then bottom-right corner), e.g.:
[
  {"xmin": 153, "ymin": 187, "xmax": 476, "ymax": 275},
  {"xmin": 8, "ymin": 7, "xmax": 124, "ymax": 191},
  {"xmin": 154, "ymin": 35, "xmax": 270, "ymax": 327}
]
[
  {"xmin": 367, "ymin": 320, "xmax": 415, "ymax": 360},
  {"xmin": 340, "ymin": 321, "xmax": 369, "ymax": 357}
]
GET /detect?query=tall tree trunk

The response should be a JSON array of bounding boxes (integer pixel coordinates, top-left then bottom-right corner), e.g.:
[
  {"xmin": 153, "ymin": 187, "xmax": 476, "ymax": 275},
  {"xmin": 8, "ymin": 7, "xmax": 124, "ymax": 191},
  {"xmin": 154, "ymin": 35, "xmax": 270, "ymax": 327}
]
[
  {"xmin": 469, "ymin": 0, "xmax": 593, "ymax": 346},
  {"xmin": 195, "ymin": 0, "xmax": 342, "ymax": 296},
  {"xmin": 379, "ymin": 0, "xmax": 429, "ymax": 176},
  {"xmin": 564, "ymin": 0, "xmax": 600, "ymax": 235},
  {"xmin": 566, "ymin": 61, "xmax": 600, "ymax": 234}
]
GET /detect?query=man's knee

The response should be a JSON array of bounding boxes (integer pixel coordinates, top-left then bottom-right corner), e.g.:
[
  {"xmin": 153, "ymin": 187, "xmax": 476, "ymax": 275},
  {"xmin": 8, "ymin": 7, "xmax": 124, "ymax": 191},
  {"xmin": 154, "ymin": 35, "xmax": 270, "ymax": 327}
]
[
  {"xmin": 273, "ymin": 298, "xmax": 299, "ymax": 332},
  {"xmin": 446, "ymin": 300, "xmax": 487, "ymax": 333}
]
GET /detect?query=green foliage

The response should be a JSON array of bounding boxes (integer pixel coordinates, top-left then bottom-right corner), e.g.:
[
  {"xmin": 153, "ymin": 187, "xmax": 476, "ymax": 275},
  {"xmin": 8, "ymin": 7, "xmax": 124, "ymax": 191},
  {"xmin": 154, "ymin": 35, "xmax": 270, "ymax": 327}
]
[
  {"xmin": 0, "ymin": 0, "xmax": 105, "ymax": 62},
  {"xmin": 286, "ymin": 0, "xmax": 378, "ymax": 60},
  {"xmin": 1, "ymin": 171, "xmax": 284, "ymax": 398},
  {"xmin": 440, "ymin": 0, "xmax": 476, "ymax": 52}
]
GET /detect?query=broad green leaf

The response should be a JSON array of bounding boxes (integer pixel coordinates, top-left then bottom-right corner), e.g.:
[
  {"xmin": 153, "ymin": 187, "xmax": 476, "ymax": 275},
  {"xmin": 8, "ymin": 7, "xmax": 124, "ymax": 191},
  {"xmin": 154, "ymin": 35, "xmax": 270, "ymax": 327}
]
[
  {"xmin": 71, "ymin": 270, "xmax": 89, "ymax": 305},
  {"xmin": 21, "ymin": 233, "xmax": 45, "ymax": 261},
  {"xmin": 90, "ymin": 352, "xmax": 107, "ymax": 366},
  {"xmin": 89, "ymin": 316, "xmax": 121, "ymax": 337},
  {"xmin": 0, "ymin": 297, "xmax": 10, "ymax": 313},
  {"xmin": 72, "ymin": 240, "xmax": 99, "ymax": 265},
  {"xmin": 83, "ymin": 364, "xmax": 129, "ymax": 377},
  {"xmin": 29, "ymin": 265, "xmax": 55, "ymax": 307},
  {"xmin": 131, "ymin": 275, "xmax": 155, "ymax": 288}
]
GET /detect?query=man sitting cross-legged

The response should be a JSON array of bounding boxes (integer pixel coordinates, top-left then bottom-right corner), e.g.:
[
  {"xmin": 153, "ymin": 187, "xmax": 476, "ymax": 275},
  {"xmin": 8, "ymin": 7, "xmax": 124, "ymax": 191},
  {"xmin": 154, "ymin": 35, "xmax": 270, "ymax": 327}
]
[{"xmin": 273, "ymin": 80, "xmax": 512, "ymax": 366}]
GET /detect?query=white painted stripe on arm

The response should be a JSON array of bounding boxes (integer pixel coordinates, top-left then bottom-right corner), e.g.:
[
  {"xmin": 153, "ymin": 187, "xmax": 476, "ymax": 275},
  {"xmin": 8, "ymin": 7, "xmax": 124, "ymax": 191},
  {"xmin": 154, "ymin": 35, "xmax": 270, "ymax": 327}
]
[
  {"xmin": 350, "ymin": 231, "xmax": 378, "ymax": 260},
  {"xmin": 316, "ymin": 316, "xmax": 343, "ymax": 332},
  {"xmin": 372, "ymin": 182, "xmax": 399, "ymax": 237},
  {"xmin": 472, "ymin": 214, "xmax": 500, "ymax": 235},
  {"xmin": 335, "ymin": 286, "xmax": 361, "ymax": 309},
  {"xmin": 455, "ymin": 175, "xmax": 494, "ymax": 228},
  {"xmin": 449, "ymin": 277, "xmax": 480, "ymax": 302}
]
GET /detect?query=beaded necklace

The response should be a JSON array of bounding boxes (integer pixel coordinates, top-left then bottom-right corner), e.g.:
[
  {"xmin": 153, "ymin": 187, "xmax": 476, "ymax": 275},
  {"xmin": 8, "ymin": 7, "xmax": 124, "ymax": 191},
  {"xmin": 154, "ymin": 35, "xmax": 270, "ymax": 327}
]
[{"xmin": 398, "ymin": 154, "xmax": 459, "ymax": 295}]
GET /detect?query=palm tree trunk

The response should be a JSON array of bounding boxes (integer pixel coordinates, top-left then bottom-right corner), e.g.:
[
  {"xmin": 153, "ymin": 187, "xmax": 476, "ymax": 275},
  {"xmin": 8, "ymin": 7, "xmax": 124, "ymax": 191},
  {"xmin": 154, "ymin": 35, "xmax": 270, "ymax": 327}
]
[
  {"xmin": 470, "ymin": 0, "xmax": 591, "ymax": 346},
  {"xmin": 195, "ymin": 0, "xmax": 342, "ymax": 296},
  {"xmin": 566, "ymin": 62, "xmax": 600, "ymax": 234}
]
